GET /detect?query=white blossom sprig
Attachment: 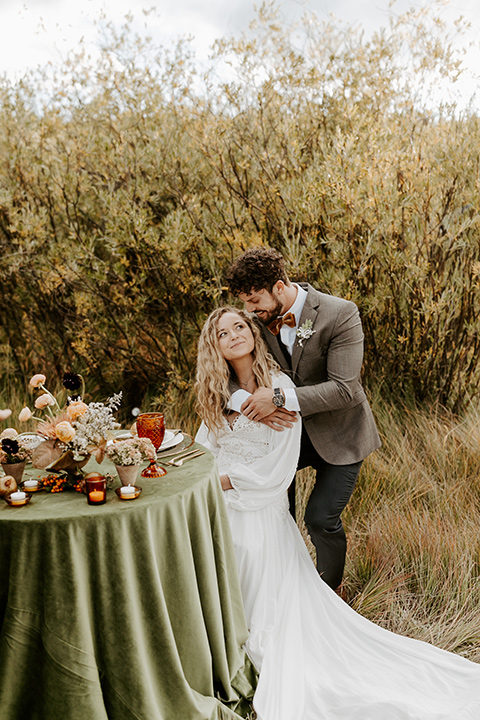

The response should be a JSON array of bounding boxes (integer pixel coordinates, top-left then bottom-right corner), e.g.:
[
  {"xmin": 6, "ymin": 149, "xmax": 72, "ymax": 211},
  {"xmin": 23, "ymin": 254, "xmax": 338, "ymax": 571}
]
[
  {"xmin": 106, "ymin": 436, "xmax": 156, "ymax": 466},
  {"xmin": 296, "ymin": 319, "xmax": 316, "ymax": 347},
  {"xmin": 68, "ymin": 393, "xmax": 122, "ymax": 460}
]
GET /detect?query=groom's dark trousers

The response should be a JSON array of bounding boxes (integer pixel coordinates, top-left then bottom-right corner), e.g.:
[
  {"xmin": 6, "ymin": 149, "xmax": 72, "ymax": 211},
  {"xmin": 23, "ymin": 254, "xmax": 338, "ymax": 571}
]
[{"xmin": 289, "ymin": 428, "xmax": 362, "ymax": 591}]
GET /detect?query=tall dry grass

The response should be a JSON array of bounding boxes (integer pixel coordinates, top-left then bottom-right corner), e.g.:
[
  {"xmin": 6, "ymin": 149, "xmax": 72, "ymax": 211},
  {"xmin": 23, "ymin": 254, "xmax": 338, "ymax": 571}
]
[{"xmin": 295, "ymin": 395, "xmax": 480, "ymax": 662}]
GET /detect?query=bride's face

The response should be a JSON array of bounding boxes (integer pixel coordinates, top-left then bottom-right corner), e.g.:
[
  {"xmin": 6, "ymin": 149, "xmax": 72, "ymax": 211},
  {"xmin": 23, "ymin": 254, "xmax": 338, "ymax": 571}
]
[{"xmin": 216, "ymin": 312, "xmax": 255, "ymax": 362}]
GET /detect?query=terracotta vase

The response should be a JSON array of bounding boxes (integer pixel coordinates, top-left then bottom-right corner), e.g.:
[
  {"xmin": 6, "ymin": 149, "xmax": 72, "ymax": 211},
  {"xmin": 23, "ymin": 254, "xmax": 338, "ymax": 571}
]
[
  {"xmin": 115, "ymin": 464, "xmax": 139, "ymax": 486},
  {"xmin": 1, "ymin": 461, "xmax": 26, "ymax": 483}
]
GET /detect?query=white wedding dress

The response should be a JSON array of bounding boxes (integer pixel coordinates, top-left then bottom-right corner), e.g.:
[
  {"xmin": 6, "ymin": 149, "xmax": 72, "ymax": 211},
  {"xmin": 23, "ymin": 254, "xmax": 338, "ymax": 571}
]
[{"xmin": 195, "ymin": 373, "xmax": 480, "ymax": 720}]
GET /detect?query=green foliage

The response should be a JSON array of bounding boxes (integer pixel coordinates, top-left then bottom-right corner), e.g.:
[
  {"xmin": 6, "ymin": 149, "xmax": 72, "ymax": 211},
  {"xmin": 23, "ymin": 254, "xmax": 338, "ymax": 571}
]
[{"xmin": 0, "ymin": 2, "xmax": 479, "ymax": 412}]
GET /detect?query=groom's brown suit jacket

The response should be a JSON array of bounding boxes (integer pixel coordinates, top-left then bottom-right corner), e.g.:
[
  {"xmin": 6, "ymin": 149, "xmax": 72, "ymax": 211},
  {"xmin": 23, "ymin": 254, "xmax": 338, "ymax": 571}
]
[{"xmin": 259, "ymin": 283, "xmax": 381, "ymax": 465}]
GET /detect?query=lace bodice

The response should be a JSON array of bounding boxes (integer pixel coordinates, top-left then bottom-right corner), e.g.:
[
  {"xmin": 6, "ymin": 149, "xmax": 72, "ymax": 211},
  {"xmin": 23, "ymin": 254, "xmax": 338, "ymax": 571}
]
[
  {"xmin": 216, "ymin": 414, "xmax": 271, "ymax": 474},
  {"xmin": 214, "ymin": 415, "xmax": 291, "ymax": 519},
  {"xmin": 194, "ymin": 372, "xmax": 301, "ymax": 515}
]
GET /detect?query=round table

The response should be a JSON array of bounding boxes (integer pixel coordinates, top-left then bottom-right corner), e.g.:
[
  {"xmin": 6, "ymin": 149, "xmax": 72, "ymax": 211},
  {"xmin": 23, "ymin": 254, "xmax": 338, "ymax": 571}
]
[{"xmin": 0, "ymin": 448, "xmax": 256, "ymax": 720}]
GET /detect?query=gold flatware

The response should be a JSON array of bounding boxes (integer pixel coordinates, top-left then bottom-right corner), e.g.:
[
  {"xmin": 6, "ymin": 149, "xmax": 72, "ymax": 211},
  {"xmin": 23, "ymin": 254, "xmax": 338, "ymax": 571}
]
[
  {"xmin": 155, "ymin": 433, "xmax": 195, "ymax": 457},
  {"xmin": 167, "ymin": 451, "xmax": 205, "ymax": 467},
  {"xmin": 157, "ymin": 447, "xmax": 200, "ymax": 465},
  {"xmin": 166, "ymin": 448, "xmax": 203, "ymax": 463},
  {"xmin": 156, "ymin": 442, "xmax": 196, "ymax": 460}
]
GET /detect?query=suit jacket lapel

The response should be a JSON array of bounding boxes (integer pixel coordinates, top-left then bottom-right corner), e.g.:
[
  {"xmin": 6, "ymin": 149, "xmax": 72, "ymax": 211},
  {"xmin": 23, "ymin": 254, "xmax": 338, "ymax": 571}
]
[
  {"xmin": 291, "ymin": 285, "xmax": 319, "ymax": 372},
  {"xmin": 263, "ymin": 328, "xmax": 290, "ymax": 370}
]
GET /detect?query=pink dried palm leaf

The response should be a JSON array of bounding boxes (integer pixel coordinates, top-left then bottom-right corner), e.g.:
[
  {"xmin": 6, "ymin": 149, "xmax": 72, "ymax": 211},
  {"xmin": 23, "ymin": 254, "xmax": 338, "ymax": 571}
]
[
  {"xmin": 31, "ymin": 438, "xmax": 64, "ymax": 469},
  {"xmin": 37, "ymin": 412, "xmax": 69, "ymax": 439}
]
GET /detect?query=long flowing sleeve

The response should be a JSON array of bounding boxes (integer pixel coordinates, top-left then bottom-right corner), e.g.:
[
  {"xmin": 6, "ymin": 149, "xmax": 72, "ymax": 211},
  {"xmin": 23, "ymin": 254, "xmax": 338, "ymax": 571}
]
[
  {"xmin": 194, "ymin": 421, "xmax": 220, "ymax": 454},
  {"xmin": 195, "ymin": 372, "xmax": 302, "ymax": 511}
]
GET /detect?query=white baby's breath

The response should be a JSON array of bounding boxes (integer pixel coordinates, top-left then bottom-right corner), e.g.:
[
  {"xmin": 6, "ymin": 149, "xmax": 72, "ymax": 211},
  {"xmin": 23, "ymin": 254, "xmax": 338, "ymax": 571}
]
[
  {"xmin": 106, "ymin": 436, "xmax": 156, "ymax": 466},
  {"xmin": 68, "ymin": 393, "xmax": 122, "ymax": 460}
]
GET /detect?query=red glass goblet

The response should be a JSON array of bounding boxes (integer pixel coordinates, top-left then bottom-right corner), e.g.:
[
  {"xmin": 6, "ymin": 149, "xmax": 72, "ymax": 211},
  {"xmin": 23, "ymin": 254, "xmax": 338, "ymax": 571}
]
[{"xmin": 137, "ymin": 412, "xmax": 167, "ymax": 477}]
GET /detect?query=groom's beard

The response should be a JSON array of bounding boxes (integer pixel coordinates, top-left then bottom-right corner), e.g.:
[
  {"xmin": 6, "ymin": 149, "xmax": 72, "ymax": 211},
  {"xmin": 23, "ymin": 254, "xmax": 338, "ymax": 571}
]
[{"xmin": 254, "ymin": 300, "xmax": 283, "ymax": 327}]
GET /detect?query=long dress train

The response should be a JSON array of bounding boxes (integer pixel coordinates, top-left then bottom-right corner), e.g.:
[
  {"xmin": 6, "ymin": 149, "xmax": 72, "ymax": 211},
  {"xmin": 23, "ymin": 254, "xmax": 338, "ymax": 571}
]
[{"xmin": 195, "ymin": 372, "xmax": 480, "ymax": 720}]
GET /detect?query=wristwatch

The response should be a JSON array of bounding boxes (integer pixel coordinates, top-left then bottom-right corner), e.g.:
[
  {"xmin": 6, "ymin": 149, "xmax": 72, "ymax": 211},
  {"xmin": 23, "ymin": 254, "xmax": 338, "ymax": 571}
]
[{"xmin": 272, "ymin": 388, "xmax": 285, "ymax": 408}]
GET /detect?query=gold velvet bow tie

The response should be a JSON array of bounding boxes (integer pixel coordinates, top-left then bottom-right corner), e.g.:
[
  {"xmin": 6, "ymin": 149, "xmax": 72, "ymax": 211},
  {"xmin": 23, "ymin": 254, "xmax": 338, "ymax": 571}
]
[{"xmin": 267, "ymin": 312, "xmax": 296, "ymax": 336}]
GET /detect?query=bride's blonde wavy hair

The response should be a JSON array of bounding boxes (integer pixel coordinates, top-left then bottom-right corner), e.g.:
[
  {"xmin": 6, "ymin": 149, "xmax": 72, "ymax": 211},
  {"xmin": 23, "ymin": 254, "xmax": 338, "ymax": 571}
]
[{"xmin": 195, "ymin": 306, "xmax": 279, "ymax": 434}]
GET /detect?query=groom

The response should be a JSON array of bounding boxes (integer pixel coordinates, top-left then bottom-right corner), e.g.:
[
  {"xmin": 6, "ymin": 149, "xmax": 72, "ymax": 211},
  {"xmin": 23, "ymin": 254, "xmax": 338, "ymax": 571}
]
[{"xmin": 225, "ymin": 247, "xmax": 381, "ymax": 590}]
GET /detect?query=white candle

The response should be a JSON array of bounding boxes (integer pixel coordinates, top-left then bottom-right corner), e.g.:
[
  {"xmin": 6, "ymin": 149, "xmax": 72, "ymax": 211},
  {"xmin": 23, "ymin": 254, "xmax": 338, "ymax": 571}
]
[
  {"xmin": 10, "ymin": 491, "xmax": 27, "ymax": 505},
  {"xmin": 23, "ymin": 480, "xmax": 38, "ymax": 490},
  {"xmin": 120, "ymin": 485, "xmax": 136, "ymax": 497}
]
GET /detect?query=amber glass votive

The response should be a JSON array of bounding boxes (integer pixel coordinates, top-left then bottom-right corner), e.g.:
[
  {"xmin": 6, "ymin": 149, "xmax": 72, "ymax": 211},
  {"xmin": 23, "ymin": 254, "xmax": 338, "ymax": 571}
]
[{"xmin": 85, "ymin": 474, "xmax": 107, "ymax": 505}]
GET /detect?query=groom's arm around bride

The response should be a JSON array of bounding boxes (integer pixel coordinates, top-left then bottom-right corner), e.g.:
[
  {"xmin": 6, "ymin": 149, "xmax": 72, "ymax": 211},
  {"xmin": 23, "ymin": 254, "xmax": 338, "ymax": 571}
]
[{"xmin": 225, "ymin": 246, "xmax": 381, "ymax": 590}]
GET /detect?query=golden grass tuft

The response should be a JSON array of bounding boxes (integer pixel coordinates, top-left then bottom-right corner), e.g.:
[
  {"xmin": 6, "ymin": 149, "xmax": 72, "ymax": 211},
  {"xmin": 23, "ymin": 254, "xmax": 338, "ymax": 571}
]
[{"xmin": 303, "ymin": 398, "xmax": 480, "ymax": 661}]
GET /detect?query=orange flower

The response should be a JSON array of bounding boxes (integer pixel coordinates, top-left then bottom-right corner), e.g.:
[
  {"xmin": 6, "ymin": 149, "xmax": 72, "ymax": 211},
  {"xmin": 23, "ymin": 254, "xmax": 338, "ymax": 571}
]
[
  {"xmin": 35, "ymin": 394, "xmax": 55, "ymax": 410},
  {"xmin": 29, "ymin": 374, "xmax": 47, "ymax": 388},
  {"xmin": 55, "ymin": 421, "xmax": 76, "ymax": 443},
  {"xmin": 19, "ymin": 407, "xmax": 33, "ymax": 422},
  {"xmin": 66, "ymin": 401, "xmax": 88, "ymax": 422},
  {"xmin": 0, "ymin": 408, "xmax": 12, "ymax": 421}
]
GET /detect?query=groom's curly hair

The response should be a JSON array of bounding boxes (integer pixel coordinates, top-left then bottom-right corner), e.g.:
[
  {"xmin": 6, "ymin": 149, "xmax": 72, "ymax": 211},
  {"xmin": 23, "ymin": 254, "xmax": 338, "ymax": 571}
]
[{"xmin": 225, "ymin": 247, "xmax": 289, "ymax": 295}]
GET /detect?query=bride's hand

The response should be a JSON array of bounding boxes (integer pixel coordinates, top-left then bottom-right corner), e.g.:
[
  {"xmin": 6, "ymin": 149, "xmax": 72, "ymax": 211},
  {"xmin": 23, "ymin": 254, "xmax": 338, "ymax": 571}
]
[{"xmin": 220, "ymin": 474, "xmax": 233, "ymax": 490}]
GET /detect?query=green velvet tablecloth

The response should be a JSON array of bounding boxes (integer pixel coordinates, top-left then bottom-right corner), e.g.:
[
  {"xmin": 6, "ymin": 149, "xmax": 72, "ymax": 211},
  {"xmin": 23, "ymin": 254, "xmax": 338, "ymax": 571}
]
[{"xmin": 0, "ymin": 448, "xmax": 256, "ymax": 720}]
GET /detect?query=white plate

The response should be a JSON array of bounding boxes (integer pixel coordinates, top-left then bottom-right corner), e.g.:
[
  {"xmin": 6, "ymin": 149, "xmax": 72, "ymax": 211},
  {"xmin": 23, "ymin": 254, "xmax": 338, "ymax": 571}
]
[
  {"xmin": 114, "ymin": 432, "xmax": 134, "ymax": 441},
  {"xmin": 17, "ymin": 432, "xmax": 45, "ymax": 451},
  {"xmin": 159, "ymin": 432, "xmax": 184, "ymax": 451},
  {"xmin": 114, "ymin": 429, "xmax": 183, "ymax": 451},
  {"xmin": 159, "ymin": 430, "xmax": 174, "ymax": 447}
]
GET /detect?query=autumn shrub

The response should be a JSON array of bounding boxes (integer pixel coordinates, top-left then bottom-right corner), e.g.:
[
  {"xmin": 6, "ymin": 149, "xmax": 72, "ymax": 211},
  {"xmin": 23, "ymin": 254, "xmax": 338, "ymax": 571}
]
[{"xmin": 0, "ymin": 3, "xmax": 478, "ymax": 414}]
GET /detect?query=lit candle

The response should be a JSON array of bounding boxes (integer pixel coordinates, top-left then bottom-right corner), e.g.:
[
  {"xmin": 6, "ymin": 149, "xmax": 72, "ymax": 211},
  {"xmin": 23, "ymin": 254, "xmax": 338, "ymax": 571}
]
[
  {"xmin": 85, "ymin": 473, "xmax": 107, "ymax": 505},
  {"xmin": 23, "ymin": 480, "xmax": 39, "ymax": 490},
  {"xmin": 10, "ymin": 491, "xmax": 27, "ymax": 505},
  {"xmin": 120, "ymin": 485, "xmax": 136, "ymax": 498}
]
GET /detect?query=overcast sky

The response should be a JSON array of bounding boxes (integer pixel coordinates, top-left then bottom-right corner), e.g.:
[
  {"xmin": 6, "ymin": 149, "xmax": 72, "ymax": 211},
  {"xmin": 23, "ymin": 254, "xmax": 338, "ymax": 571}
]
[{"xmin": 1, "ymin": 0, "xmax": 479, "ymax": 107}]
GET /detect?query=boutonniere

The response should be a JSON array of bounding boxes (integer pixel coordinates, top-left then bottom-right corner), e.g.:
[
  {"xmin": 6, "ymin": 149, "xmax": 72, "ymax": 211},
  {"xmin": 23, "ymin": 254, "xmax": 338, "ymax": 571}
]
[{"xmin": 296, "ymin": 319, "xmax": 316, "ymax": 347}]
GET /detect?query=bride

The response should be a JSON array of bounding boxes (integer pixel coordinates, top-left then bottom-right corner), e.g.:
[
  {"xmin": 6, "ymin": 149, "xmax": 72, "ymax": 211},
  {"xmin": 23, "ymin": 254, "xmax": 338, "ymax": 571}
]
[{"xmin": 194, "ymin": 306, "xmax": 480, "ymax": 720}]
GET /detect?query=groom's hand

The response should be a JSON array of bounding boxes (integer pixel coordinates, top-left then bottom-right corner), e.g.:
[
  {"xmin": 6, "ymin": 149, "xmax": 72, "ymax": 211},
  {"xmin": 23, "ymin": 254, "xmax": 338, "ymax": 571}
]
[
  {"xmin": 260, "ymin": 408, "xmax": 297, "ymax": 431},
  {"xmin": 241, "ymin": 387, "xmax": 276, "ymax": 420},
  {"xmin": 241, "ymin": 388, "xmax": 297, "ymax": 430}
]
